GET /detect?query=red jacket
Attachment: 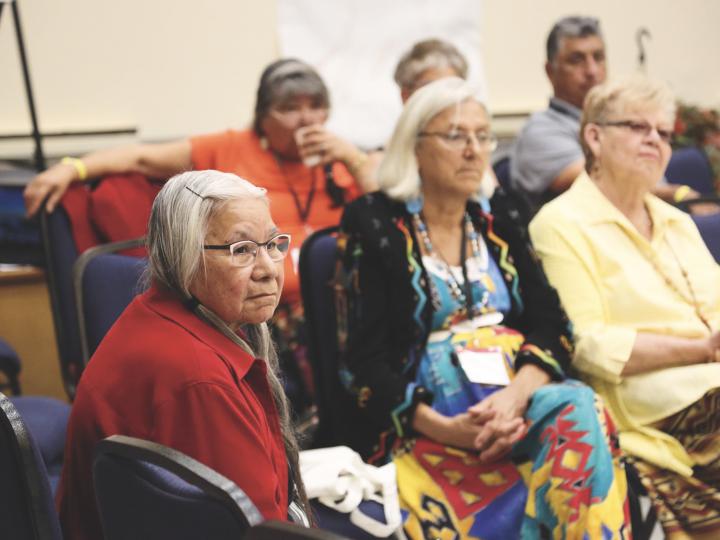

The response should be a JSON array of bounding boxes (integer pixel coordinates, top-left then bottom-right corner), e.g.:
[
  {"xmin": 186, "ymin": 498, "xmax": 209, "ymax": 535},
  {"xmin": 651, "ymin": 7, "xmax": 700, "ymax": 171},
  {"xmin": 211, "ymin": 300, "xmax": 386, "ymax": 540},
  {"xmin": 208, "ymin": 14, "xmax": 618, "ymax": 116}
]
[{"xmin": 57, "ymin": 286, "xmax": 289, "ymax": 540}]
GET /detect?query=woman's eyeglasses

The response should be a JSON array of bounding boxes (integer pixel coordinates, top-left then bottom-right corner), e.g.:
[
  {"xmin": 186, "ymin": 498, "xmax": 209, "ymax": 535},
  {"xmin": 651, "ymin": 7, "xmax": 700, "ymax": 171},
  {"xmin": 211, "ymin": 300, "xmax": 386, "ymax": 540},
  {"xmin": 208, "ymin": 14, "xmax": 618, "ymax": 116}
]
[
  {"xmin": 597, "ymin": 120, "xmax": 673, "ymax": 144},
  {"xmin": 418, "ymin": 130, "xmax": 498, "ymax": 151},
  {"xmin": 203, "ymin": 234, "xmax": 292, "ymax": 267}
]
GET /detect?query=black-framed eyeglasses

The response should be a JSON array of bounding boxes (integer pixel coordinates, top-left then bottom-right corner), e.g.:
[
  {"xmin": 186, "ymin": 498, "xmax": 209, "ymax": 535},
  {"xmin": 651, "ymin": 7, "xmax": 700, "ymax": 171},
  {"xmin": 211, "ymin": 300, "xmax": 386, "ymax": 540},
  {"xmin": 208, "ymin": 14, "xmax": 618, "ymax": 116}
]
[
  {"xmin": 597, "ymin": 120, "xmax": 673, "ymax": 144},
  {"xmin": 203, "ymin": 233, "xmax": 292, "ymax": 267},
  {"xmin": 418, "ymin": 130, "xmax": 498, "ymax": 151}
]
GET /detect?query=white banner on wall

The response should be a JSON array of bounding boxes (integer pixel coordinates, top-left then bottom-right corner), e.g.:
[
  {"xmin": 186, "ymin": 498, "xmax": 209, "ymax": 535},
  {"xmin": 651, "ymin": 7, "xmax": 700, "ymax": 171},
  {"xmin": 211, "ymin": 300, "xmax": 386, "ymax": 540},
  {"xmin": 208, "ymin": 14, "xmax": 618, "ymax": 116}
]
[{"xmin": 277, "ymin": 0, "xmax": 486, "ymax": 149}]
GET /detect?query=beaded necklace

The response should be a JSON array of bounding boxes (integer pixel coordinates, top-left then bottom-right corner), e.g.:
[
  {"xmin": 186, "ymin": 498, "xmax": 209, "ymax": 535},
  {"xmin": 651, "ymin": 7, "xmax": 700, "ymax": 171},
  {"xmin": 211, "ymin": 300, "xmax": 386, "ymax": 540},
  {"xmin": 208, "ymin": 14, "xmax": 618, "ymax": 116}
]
[
  {"xmin": 411, "ymin": 211, "xmax": 489, "ymax": 318},
  {"xmin": 644, "ymin": 234, "xmax": 712, "ymax": 332}
]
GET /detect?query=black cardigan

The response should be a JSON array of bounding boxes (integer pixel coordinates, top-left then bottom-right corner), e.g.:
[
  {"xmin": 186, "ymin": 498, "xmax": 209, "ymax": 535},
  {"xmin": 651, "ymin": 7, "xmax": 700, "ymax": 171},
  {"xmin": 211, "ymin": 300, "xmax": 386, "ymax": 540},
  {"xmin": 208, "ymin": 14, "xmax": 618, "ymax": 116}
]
[{"xmin": 336, "ymin": 189, "xmax": 573, "ymax": 461}]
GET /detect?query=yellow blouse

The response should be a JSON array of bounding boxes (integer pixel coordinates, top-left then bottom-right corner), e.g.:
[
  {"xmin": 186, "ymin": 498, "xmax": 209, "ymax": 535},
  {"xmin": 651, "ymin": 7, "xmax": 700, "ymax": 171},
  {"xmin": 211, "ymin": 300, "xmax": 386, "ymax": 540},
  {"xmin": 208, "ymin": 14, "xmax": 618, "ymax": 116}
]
[{"xmin": 529, "ymin": 172, "xmax": 720, "ymax": 476}]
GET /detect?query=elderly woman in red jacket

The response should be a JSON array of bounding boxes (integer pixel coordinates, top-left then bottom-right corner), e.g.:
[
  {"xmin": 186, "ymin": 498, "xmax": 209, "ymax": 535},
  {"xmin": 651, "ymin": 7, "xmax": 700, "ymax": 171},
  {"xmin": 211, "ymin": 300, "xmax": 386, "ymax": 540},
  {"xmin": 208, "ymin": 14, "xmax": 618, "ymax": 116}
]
[{"xmin": 57, "ymin": 170, "xmax": 309, "ymax": 540}]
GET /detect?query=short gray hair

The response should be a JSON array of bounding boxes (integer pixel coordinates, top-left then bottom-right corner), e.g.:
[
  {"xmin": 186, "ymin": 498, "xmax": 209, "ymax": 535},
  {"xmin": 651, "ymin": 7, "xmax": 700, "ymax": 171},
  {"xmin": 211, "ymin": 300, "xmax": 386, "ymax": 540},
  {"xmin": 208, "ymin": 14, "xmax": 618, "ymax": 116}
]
[
  {"xmin": 394, "ymin": 38, "xmax": 468, "ymax": 90},
  {"xmin": 547, "ymin": 16, "xmax": 603, "ymax": 63},
  {"xmin": 146, "ymin": 169, "xmax": 267, "ymax": 296},
  {"xmin": 377, "ymin": 77, "xmax": 484, "ymax": 201}
]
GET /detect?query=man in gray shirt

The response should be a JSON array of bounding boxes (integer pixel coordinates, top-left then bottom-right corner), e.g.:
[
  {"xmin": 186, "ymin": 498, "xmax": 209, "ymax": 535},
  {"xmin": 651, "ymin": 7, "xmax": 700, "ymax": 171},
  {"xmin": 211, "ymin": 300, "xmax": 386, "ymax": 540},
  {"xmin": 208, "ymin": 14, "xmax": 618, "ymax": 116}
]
[
  {"xmin": 511, "ymin": 16, "xmax": 606, "ymax": 211},
  {"xmin": 511, "ymin": 16, "xmax": 705, "ymax": 214}
]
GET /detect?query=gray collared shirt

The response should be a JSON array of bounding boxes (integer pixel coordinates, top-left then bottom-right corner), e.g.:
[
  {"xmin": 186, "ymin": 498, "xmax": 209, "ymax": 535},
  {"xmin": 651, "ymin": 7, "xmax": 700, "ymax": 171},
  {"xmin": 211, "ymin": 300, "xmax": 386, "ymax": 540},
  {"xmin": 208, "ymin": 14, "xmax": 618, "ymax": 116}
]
[{"xmin": 510, "ymin": 97, "xmax": 582, "ymax": 210}]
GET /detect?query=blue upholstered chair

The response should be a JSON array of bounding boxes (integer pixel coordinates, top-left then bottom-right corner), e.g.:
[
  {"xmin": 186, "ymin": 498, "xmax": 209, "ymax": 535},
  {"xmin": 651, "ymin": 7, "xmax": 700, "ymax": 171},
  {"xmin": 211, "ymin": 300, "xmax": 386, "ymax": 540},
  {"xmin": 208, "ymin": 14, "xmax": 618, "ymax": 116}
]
[
  {"xmin": 10, "ymin": 395, "xmax": 70, "ymax": 494},
  {"xmin": 492, "ymin": 155, "xmax": 512, "ymax": 191},
  {"xmin": 0, "ymin": 392, "xmax": 63, "ymax": 540},
  {"xmin": 40, "ymin": 203, "xmax": 84, "ymax": 399},
  {"xmin": 72, "ymin": 243, "xmax": 146, "ymax": 363},
  {"xmin": 692, "ymin": 212, "xmax": 720, "ymax": 263},
  {"xmin": 492, "ymin": 156, "xmax": 534, "ymax": 226},
  {"xmin": 298, "ymin": 227, "xmax": 357, "ymax": 450},
  {"xmin": 40, "ymin": 192, "xmax": 145, "ymax": 399},
  {"xmin": 665, "ymin": 146, "xmax": 716, "ymax": 196},
  {"xmin": 298, "ymin": 229, "xmax": 398, "ymax": 539},
  {"xmin": 93, "ymin": 435, "xmax": 349, "ymax": 540},
  {"xmin": 0, "ymin": 339, "xmax": 71, "ymax": 492}
]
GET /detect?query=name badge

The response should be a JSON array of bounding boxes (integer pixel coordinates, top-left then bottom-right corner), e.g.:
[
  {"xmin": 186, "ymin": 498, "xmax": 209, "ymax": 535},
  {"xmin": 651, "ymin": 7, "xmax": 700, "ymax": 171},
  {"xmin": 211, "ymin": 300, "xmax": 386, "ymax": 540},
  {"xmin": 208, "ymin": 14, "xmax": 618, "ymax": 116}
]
[{"xmin": 457, "ymin": 347, "xmax": 511, "ymax": 386}]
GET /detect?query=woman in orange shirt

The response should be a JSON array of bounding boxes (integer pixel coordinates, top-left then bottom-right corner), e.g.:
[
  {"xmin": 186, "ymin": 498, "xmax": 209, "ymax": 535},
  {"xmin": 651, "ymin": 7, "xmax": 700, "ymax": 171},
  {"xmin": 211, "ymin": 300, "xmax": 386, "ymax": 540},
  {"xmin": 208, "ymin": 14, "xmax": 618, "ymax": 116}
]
[{"xmin": 25, "ymin": 58, "xmax": 376, "ymax": 415}]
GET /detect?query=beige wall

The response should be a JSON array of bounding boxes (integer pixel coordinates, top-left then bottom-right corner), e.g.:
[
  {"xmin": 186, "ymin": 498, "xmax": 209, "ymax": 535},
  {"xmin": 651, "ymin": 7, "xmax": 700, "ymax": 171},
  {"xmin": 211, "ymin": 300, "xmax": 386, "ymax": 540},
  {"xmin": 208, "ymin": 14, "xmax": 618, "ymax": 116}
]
[{"xmin": 1, "ymin": 0, "xmax": 718, "ymax": 156}]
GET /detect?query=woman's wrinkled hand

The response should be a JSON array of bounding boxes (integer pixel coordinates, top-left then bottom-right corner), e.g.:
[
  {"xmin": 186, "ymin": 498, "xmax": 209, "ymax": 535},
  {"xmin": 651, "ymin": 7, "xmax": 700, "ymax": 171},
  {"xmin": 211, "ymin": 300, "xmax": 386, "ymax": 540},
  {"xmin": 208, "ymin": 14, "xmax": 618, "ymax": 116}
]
[
  {"xmin": 473, "ymin": 416, "xmax": 528, "ymax": 463},
  {"xmin": 439, "ymin": 409, "xmax": 496, "ymax": 451},
  {"xmin": 468, "ymin": 384, "xmax": 530, "ymax": 425},
  {"xmin": 468, "ymin": 385, "xmax": 531, "ymax": 462},
  {"xmin": 24, "ymin": 163, "xmax": 77, "ymax": 216}
]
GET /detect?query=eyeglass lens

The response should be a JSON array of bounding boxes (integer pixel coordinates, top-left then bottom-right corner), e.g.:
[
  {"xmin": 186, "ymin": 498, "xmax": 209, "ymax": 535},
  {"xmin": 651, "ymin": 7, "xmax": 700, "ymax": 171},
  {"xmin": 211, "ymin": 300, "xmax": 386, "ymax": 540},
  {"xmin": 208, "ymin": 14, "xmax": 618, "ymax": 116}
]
[{"xmin": 230, "ymin": 235, "xmax": 291, "ymax": 266}]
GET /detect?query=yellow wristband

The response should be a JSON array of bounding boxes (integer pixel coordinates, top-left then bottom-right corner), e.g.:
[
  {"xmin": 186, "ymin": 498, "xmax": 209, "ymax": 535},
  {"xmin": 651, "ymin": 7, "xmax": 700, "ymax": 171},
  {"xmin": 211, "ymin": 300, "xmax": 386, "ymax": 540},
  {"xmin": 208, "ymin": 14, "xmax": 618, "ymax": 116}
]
[
  {"xmin": 673, "ymin": 184, "xmax": 691, "ymax": 203},
  {"xmin": 61, "ymin": 157, "xmax": 88, "ymax": 181}
]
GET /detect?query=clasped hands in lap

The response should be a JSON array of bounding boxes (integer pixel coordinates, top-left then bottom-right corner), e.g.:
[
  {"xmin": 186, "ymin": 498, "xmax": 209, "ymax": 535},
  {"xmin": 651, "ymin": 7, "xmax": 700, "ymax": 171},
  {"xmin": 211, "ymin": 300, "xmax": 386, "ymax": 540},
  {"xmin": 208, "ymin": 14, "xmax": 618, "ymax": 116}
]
[{"xmin": 416, "ymin": 364, "xmax": 549, "ymax": 463}]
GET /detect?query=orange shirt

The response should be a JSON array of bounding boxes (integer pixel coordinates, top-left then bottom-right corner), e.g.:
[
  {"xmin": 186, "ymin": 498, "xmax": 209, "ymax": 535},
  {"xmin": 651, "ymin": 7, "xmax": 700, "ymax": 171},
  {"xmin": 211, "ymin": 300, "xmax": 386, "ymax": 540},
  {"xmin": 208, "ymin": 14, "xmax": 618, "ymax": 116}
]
[{"xmin": 191, "ymin": 129, "xmax": 359, "ymax": 304}]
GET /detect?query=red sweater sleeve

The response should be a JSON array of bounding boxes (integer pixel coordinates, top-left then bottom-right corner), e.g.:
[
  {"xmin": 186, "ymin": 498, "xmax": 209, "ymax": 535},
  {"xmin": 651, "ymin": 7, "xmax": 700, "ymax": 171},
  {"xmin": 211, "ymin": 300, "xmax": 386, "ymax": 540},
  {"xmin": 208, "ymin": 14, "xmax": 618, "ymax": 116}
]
[{"xmin": 151, "ymin": 381, "xmax": 288, "ymax": 520}]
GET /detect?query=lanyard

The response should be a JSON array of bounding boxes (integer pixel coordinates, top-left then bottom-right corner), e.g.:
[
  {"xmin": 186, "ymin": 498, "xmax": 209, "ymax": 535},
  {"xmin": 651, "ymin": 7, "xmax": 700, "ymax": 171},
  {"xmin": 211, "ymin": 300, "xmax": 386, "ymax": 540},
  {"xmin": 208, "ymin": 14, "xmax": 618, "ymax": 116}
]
[
  {"xmin": 287, "ymin": 171, "xmax": 317, "ymax": 223},
  {"xmin": 275, "ymin": 156, "xmax": 319, "ymax": 224},
  {"xmin": 459, "ymin": 223, "xmax": 475, "ymax": 317}
]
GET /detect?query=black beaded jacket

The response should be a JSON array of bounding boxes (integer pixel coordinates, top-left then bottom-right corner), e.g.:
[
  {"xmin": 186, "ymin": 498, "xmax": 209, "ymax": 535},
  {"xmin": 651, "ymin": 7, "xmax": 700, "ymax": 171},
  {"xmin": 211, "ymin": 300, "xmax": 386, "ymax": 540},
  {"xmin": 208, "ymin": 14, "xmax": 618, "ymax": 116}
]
[{"xmin": 335, "ymin": 189, "xmax": 573, "ymax": 461}]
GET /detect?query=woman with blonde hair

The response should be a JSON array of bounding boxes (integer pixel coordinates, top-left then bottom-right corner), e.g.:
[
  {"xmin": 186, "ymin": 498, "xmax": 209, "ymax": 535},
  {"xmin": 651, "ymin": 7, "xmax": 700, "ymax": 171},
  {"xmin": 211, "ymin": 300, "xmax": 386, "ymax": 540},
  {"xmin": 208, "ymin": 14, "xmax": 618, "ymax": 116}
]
[{"xmin": 531, "ymin": 75, "xmax": 720, "ymax": 538}]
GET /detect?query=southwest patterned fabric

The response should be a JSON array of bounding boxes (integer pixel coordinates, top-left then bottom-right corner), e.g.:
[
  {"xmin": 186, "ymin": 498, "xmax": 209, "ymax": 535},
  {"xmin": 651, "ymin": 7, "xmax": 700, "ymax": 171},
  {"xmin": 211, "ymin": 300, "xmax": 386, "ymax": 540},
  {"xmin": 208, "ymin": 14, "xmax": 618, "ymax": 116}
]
[
  {"xmin": 627, "ymin": 388, "xmax": 720, "ymax": 539},
  {"xmin": 395, "ymin": 323, "xmax": 630, "ymax": 539}
]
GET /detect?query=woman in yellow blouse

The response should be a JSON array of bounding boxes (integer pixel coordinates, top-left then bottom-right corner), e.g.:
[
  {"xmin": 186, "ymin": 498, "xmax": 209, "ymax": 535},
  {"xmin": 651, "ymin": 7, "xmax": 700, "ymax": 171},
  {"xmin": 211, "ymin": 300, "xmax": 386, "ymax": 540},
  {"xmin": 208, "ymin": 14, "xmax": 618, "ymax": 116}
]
[{"xmin": 530, "ymin": 75, "xmax": 720, "ymax": 540}]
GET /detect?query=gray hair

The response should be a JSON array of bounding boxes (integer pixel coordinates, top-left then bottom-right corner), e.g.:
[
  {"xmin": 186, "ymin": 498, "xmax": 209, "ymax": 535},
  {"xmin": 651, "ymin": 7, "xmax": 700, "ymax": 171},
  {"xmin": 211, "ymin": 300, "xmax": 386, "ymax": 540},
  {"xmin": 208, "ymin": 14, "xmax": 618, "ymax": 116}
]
[
  {"xmin": 253, "ymin": 58, "xmax": 330, "ymax": 135},
  {"xmin": 147, "ymin": 170, "xmax": 267, "ymax": 296},
  {"xmin": 377, "ymin": 77, "xmax": 484, "ymax": 201},
  {"xmin": 146, "ymin": 170, "xmax": 310, "ymax": 514},
  {"xmin": 546, "ymin": 16, "xmax": 603, "ymax": 63},
  {"xmin": 394, "ymin": 38, "xmax": 468, "ymax": 90}
]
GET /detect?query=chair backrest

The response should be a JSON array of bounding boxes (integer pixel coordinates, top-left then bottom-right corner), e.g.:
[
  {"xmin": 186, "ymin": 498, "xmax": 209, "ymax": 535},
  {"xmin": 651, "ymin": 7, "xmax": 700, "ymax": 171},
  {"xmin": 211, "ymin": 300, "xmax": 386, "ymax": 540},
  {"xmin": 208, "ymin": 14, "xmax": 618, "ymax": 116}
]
[
  {"xmin": 40, "ymin": 204, "xmax": 83, "ymax": 399},
  {"xmin": 491, "ymin": 156, "xmax": 534, "ymax": 226},
  {"xmin": 299, "ymin": 227, "xmax": 364, "ymax": 449},
  {"xmin": 492, "ymin": 155, "xmax": 512, "ymax": 191},
  {"xmin": 73, "ymin": 242, "xmax": 147, "ymax": 363},
  {"xmin": 692, "ymin": 212, "xmax": 720, "ymax": 263},
  {"xmin": 0, "ymin": 392, "xmax": 63, "ymax": 540},
  {"xmin": 665, "ymin": 146, "xmax": 716, "ymax": 195},
  {"xmin": 93, "ymin": 435, "xmax": 264, "ymax": 540}
]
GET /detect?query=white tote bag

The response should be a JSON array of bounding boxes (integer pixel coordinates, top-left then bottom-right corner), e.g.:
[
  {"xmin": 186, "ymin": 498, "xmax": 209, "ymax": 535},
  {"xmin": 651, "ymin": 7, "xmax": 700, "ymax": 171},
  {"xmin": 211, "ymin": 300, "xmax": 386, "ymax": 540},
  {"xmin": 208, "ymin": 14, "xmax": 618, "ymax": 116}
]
[{"xmin": 300, "ymin": 446, "xmax": 404, "ymax": 538}]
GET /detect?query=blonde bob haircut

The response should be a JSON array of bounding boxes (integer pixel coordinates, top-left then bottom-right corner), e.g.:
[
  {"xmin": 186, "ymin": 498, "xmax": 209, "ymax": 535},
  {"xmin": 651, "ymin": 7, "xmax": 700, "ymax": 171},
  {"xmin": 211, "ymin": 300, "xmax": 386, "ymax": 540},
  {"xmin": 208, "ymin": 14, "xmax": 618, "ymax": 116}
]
[
  {"xmin": 377, "ymin": 76, "xmax": 485, "ymax": 201},
  {"xmin": 581, "ymin": 75, "xmax": 676, "ymax": 173}
]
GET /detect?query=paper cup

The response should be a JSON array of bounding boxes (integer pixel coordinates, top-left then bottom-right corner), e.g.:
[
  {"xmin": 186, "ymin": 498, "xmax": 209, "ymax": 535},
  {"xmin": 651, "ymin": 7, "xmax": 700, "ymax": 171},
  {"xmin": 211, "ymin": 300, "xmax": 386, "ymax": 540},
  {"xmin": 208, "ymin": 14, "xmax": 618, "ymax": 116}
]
[{"xmin": 295, "ymin": 126, "xmax": 322, "ymax": 167}]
